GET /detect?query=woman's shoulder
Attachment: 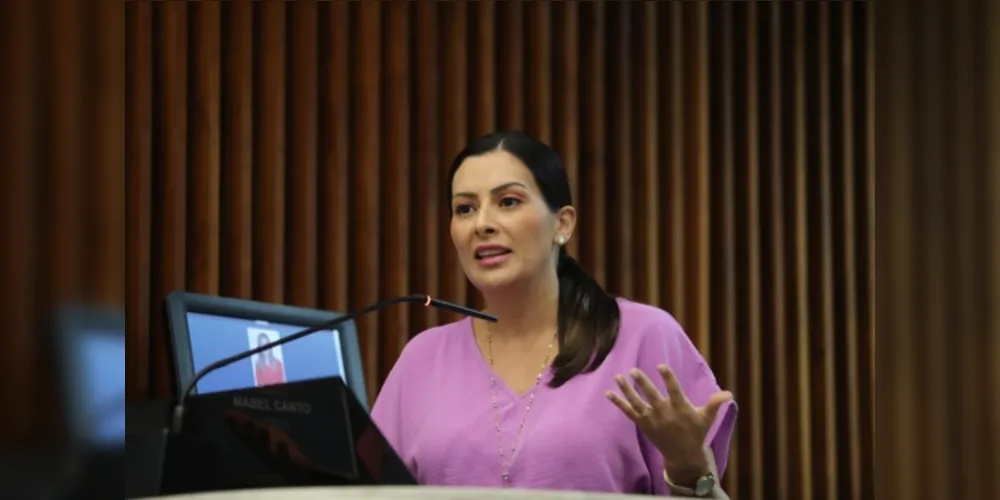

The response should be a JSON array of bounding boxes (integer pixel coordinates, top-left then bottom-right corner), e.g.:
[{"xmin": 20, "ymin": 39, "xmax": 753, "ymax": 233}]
[
  {"xmin": 614, "ymin": 297, "xmax": 685, "ymax": 338},
  {"xmin": 613, "ymin": 297, "xmax": 699, "ymax": 359}
]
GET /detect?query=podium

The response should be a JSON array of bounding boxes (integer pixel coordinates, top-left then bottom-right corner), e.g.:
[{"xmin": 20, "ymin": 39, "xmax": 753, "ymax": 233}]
[{"xmin": 125, "ymin": 377, "xmax": 415, "ymax": 498}]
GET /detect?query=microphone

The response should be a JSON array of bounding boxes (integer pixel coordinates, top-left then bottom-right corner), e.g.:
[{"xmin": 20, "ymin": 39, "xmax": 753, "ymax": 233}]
[{"xmin": 170, "ymin": 294, "xmax": 495, "ymax": 433}]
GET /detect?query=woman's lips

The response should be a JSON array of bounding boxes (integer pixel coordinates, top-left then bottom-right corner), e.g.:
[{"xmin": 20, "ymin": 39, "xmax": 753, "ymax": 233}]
[{"xmin": 475, "ymin": 250, "xmax": 511, "ymax": 267}]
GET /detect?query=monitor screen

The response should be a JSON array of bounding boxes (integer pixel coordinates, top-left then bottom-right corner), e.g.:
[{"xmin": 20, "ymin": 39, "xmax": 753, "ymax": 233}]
[
  {"xmin": 163, "ymin": 291, "xmax": 369, "ymax": 408},
  {"xmin": 185, "ymin": 312, "xmax": 346, "ymax": 395}
]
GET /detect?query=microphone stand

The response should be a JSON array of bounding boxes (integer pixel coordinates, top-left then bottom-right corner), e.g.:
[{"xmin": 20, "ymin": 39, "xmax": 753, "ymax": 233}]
[{"xmin": 171, "ymin": 294, "xmax": 496, "ymax": 433}]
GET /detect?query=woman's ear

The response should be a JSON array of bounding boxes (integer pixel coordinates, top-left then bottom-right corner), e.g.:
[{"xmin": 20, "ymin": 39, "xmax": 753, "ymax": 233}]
[{"xmin": 554, "ymin": 206, "xmax": 577, "ymax": 243}]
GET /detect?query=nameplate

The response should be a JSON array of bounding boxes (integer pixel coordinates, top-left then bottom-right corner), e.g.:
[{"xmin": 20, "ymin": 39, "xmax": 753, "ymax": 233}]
[{"xmin": 232, "ymin": 396, "xmax": 313, "ymax": 415}]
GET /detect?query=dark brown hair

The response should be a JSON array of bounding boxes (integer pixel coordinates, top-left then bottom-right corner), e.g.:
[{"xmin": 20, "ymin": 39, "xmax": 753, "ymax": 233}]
[{"xmin": 447, "ymin": 130, "xmax": 621, "ymax": 387}]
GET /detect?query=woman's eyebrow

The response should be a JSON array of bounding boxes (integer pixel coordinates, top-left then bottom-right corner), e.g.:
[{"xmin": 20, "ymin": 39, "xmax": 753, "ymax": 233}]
[{"xmin": 452, "ymin": 181, "xmax": 529, "ymax": 199}]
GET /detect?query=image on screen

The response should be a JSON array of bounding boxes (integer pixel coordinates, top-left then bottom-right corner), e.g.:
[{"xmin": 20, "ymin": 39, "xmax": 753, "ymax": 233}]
[
  {"xmin": 247, "ymin": 328, "xmax": 287, "ymax": 387},
  {"xmin": 186, "ymin": 312, "xmax": 345, "ymax": 394}
]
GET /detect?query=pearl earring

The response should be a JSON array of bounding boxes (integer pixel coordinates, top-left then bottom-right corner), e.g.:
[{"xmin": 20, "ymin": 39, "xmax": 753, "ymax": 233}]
[{"xmin": 556, "ymin": 235, "xmax": 566, "ymax": 245}]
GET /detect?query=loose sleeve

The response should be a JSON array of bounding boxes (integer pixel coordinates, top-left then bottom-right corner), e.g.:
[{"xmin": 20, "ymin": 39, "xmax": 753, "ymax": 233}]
[{"xmin": 635, "ymin": 313, "xmax": 739, "ymax": 494}]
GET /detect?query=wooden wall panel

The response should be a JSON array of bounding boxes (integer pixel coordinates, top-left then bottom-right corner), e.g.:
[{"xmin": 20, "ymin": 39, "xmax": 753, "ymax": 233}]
[
  {"xmin": 0, "ymin": 0, "xmax": 41, "ymax": 443},
  {"xmin": 992, "ymin": 6, "xmax": 1000, "ymax": 495},
  {"xmin": 117, "ymin": 1, "xmax": 879, "ymax": 499},
  {"xmin": 0, "ymin": 0, "xmax": 127, "ymax": 446},
  {"xmin": 876, "ymin": 0, "xmax": 1000, "ymax": 498}
]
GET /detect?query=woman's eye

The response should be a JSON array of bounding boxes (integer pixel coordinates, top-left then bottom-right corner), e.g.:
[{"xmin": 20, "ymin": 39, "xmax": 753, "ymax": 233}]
[
  {"xmin": 499, "ymin": 197, "xmax": 520, "ymax": 208},
  {"xmin": 454, "ymin": 204, "xmax": 473, "ymax": 215}
]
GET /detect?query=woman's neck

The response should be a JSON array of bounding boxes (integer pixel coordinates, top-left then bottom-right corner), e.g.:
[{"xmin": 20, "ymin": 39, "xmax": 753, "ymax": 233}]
[{"xmin": 480, "ymin": 273, "xmax": 560, "ymax": 341}]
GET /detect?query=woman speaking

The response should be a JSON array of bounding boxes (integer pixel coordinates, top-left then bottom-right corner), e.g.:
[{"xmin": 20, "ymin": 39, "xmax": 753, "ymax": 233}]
[{"xmin": 371, "ymin": 131, "xmax": 737, "ymax": 498}]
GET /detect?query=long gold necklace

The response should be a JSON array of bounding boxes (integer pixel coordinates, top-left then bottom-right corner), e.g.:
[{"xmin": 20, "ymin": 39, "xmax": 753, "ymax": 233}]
[{"xmin": 485, "ymin": 324, "xmax": 556, "ymax": 488}]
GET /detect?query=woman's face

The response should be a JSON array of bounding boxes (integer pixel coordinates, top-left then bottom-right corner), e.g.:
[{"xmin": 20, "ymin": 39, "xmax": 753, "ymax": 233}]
[{"xmin": 449, "ymin": 150, "xmax": 573, "ymax": 292}]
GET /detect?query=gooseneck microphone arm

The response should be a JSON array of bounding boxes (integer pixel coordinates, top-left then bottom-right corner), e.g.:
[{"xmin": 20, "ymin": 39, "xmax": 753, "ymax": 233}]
[{"xmin": 170, "ymin": 293, "xmax": 496, "ymax": 433}]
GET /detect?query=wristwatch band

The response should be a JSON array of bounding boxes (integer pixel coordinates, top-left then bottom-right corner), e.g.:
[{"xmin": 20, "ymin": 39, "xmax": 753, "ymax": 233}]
[{"xmin": 663, "ymin": 469, "xmax": 716, "ymax": 497}]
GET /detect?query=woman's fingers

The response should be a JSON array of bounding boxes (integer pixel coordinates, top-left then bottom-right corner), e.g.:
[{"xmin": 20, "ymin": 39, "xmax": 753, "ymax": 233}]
[
  {"xmin": 606, "ymin": 391, "xmax": 642, "ymax": 421},
  {"xmin": 615, "ymin": 374, "xmax": 652, "ymax": 414},
  {"xmin": 630, "ymin": 368, "xmax": 665, "ymax": 405},
  {"xmin": 658, "ymin": 364, "xmax": 692, "ymax": 408}
]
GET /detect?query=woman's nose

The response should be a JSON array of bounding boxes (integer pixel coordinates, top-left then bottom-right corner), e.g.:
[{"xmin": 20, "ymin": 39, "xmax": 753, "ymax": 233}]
[{"xmin": 474, "ymin": 208, "xmax": 497, "ymax": 236}]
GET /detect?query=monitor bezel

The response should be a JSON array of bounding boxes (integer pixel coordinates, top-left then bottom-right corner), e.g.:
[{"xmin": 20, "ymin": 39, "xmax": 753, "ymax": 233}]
[{"xmin": 162, "ymin": 291, "xmax": 369, "ymax": 408}]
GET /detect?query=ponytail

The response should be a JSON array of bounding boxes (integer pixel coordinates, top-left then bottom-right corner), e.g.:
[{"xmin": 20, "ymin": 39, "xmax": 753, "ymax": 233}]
[{"xmin": 549, "ymin": 247, "xmax": 621, "ymax": 387}]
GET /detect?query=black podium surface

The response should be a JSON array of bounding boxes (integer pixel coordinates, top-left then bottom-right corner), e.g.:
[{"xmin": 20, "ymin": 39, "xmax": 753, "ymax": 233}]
[{"xmin": 125, "ymin": 377, "xmax": 416, "ymax": 498}]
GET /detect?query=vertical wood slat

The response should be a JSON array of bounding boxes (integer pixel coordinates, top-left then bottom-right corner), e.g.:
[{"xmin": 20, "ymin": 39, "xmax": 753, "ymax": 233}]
[
  {"xmin": 222, "ymin": 0, "xmax": 254, "ymax": 300},
  {"xmin": 766, "ymin": 4, "xmax": 791, "ymax": 497},
  {"xmin": 116, "ymin": 2, "xmax": 880, "ymax": 499},
  {"xmin": 815, "ymin": 4, "xmax": 838, "ymax": 498},
  {"xmin": 688, "ymin": 1, "xmax": 712, "ymax": 356},
  {"xmin": 498, "ymin": 1, "xmax": 524, "ymax": 130},
  {"xmin": 839, "ymin": 5, "xmax": 863, "ymax": 499},
  {"xmin": 581, "ymin": 0, "xmax": 607, "ymax": 287},
  {"xmin": 860, "ymin": 5, "xmax": 876, "ymax": 497},
  {"xmin": 990, "ymin": 3, "xmax": 1000, "ymax": 494},
  {"xmin": 319, "ymin": 0, "xmax": 350, "ymax": 312},
  {"xmin": 189, "ymin": 2, "xmax": 221, "ymax": 297},
  {"xmin": 473, "ymin": 0, "xmax": 496, "ymax": 137},
  {"xmin": 287, "ymin": 0, "xmax": 319, "ymax": 308},
  {"xmin": 880, "ymin": 0, "xmax": 919, "ymax": 494},
  {"xmin": 951, "ymin": 3, "xmax": 989, "ymax": 496},
  {"xmin": 152, "ymin": 0, "xmax": 188, "ymax": 396},
  {"xmin": 383, "ymin": 0, "xmax": 411, "ymax": 365},
  {"xmin": 0, "ymin": 0, "xmax": 40, "ymax": 443},
  {"xmin": 93, "ymin": 0, "xmax": 126, "ymax": 306},
  {"xmin": 743, "ymin": 4, "xmax": 765, "ymax": 499},
  {"xmin": 640, "ymin": 1, "xmax": 660, "ymax": 307},
  {"xmin": 354, "ymin": 0, "xmax": 382, "ymax": 393},
  {"xmin": 528, "ymin": 0, "xmax": 552, "ymax": 144},
  {"xmin": 608, "ymin": 2, "xmax": 633, "ymax": 298},
  {"xmin": 125, "ymin": 0, "xmax": 152, "ymax": 401},
  {"xmin": 78, "ymin": 0, "xmax": 126, "ymax": 445},
  {"xmin": 877, "ymin": 0, "xmax": 902, "ymax": 496},
  {"xmin": 792, "ymin": 3, "xmax": 815, "ymax": 498},
  {"xmin": 254, "ymin": 0, "xmax": 286, "ymax": 304},
  {"xmin": 666, "ymin": 2, "xmax": 686, "ymax": 320},
  {"xmin": 917, "ymin": 1, "xmax": 950, "ymax": 497},
  {"xmin": 47, "ymin": 0, "xmax": 85, "ymax": 304}
]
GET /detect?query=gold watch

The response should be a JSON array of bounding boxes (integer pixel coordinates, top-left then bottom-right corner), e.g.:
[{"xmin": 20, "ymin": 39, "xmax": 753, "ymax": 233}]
[{"xmin": 663, "ymin": 469, "xmax": 716, "ymax": 497}]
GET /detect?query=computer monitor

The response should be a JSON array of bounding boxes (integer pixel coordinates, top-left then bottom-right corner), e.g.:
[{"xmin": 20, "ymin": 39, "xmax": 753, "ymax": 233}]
[
  {"xmin": 53, "ymin": 304, "xmax": 127, "ymax": 450},
  {"xmin": 163, "ymin": 292, "xmax": 368, "ymax": 409}
]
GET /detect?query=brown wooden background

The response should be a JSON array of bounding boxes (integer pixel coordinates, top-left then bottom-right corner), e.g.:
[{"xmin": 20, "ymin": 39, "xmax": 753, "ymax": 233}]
[
  {"xmin": 122, "ymin": 1, "xmax": 873, "ymax": 499},
  {"xmin": 0, "ymin": 0, "xmax": 124, "ymax": 451},
  {"xmin": 876, "ymin": 0, "xmax": 1000, "ymax": 498}
]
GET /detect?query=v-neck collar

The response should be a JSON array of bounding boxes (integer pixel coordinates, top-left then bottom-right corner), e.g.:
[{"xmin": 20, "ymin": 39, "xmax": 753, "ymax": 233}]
[{"xmin": 463, "ymin": 317, "xmax": 554, "ymax": 400}]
